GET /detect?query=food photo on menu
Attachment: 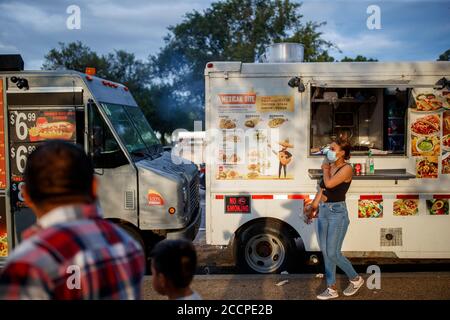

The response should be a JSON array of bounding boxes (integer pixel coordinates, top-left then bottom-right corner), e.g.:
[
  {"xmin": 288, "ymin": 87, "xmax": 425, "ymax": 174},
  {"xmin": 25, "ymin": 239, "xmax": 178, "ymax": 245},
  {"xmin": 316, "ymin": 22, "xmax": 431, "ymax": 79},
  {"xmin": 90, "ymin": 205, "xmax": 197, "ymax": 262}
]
[
  {"xmin": 0, "ymin": 227, "xmax": 7, "ymax": 257},
  {"xmin": 410, "ymin": 113, "xmax": 441, "ymax": 137},
  {"xmin": 442, "ymin": 152, "xmax": 450, "ymax": 174},
  {"xmin": 29, "ymin": 119, "xmax": 75, "ymax": 141},
  {"xmin": 410, "ymin": 88, "xmax": 449, "ymax": 112},
  {"xmin": 358, "ymin": 199, "xmax": 383, "ymax": 218},
  {"xmin": 416, "ymin": 156, "xmax": 439, "ymax": 179},
  {"xmin": 426, "ymin": 199, "xmax": 450, "ymax": 215},
  {"xmin": 393, "ymin": 198, "xmax": 419, "ymax": 216}
]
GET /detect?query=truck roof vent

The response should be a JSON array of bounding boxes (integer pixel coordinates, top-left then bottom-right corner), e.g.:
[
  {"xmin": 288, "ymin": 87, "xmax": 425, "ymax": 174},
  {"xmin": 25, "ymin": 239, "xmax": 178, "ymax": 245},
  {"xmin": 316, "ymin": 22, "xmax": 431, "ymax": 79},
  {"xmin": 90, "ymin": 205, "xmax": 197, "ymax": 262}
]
[
  {"xmin": 259, "ymin": 43, "xmax": 304, "ymax": 63},
  {"xmin": 0, "ymin": 54, "xmax": 24, "ymax": 71}
]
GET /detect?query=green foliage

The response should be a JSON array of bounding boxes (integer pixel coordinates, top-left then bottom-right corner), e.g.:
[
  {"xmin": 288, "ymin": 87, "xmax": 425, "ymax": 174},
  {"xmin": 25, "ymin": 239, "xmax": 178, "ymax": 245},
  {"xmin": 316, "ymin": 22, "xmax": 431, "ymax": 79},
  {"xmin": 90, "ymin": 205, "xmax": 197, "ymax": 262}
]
[
  {"xmin": 42, "ymin": 41, "xmax": 109, "ymax": 77},
  {"xmin": 43, "ymin": 1, "xmax": 347, "ymax": 139},
  {"xmin": 340, "ymin": 55, "xmax": 378, "ymax": 62},
  {"xmin": 151, "ymin": 0, "xmax": 336, "ymax": 97},
  {"xmin": 437, "ymin": 49, "xmax": 450, "ymax": 61}
]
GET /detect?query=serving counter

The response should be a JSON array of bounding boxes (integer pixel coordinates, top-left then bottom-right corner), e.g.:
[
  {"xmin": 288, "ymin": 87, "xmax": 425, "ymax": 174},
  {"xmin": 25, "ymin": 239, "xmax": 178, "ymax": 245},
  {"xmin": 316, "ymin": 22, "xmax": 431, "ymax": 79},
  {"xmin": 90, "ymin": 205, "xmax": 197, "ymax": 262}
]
[{"xmin": 308, "ymin": 168, "xmax": 416, "ymax": 184}]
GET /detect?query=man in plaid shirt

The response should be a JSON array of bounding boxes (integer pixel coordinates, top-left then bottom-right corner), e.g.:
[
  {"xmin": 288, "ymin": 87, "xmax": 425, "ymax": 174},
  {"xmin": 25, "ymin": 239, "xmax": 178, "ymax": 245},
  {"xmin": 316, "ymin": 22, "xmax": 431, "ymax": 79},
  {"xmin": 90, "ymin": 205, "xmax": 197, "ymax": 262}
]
[{"xmin": 0, "ymin": 141, "xmax": 146, "ymax": 299}]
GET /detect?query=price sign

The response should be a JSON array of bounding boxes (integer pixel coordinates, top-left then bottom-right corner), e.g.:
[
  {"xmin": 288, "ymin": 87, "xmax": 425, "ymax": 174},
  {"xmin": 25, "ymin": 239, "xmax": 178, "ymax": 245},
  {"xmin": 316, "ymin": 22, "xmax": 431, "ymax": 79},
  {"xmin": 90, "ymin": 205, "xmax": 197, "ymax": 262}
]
[
  {"xmin": 8, "ymin": 109, "xmax": 76, "ymax": 143},
  {"xmin": 10, "ymin": 181, "xmax": 27, "ymax": 209},
  {"xmin": 10, "ymin": 143, "xmax": 38, "ymax": 177}
]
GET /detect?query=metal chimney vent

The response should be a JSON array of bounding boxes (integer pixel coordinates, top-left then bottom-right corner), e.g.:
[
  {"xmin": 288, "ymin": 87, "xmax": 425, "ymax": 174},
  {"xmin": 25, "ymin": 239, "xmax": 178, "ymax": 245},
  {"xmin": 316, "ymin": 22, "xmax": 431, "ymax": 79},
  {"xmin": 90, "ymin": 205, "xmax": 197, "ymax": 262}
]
[{"xmin": 259, "ymin": 43, "xmax": 304, "ymax": 63}]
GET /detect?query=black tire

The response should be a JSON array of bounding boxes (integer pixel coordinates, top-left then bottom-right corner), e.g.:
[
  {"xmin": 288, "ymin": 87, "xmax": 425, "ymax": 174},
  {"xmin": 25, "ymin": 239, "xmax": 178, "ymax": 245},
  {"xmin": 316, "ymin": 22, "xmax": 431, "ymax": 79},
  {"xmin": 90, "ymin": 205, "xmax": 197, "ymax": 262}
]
[
  {"xmin": 118, "ymin": 223, "xmax": 146, "ymax": 254},
  {"xmin": 234, "ymin": 220, "xmax": 297, "ymax": 274}
]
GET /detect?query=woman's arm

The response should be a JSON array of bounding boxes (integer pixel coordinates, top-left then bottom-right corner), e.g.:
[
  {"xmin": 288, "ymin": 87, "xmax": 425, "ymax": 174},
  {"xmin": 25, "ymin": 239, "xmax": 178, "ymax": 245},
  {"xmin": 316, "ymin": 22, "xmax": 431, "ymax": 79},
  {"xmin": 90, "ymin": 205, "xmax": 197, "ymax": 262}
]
[
  {"xmin": 322, "ymin": 164, "xmax": 352, "ymax": 189},
  {"xmin": 311, "ymin": 188, "xmax": 323, "ymax": 210},
  {"xmin": 304, "ymin": 187, "xmax": 323, "ymax": 222}
]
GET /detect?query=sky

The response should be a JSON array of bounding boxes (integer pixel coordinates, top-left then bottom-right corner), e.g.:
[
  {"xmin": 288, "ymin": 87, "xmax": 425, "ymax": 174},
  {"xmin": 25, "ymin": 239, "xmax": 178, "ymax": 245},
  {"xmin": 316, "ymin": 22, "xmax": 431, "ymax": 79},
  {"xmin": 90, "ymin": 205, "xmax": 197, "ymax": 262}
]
[{"xmin": 0, "ymin": 0, "xmax": 449, "ymax": 70}]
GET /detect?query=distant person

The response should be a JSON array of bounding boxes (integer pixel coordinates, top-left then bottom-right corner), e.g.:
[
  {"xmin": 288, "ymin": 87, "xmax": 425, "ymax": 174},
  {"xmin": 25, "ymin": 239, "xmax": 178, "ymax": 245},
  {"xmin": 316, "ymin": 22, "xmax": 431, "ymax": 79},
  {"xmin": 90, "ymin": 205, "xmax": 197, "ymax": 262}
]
[
  {"xmin": 304, "ymin": 138, "xmax": 364, "ymax": 300},
  {"xmin": 151, "ymin": 239, "xmax": 201, "ymax": 300},
  {"xmin": 0, "ymin": 141, "xmax": 145, "ymax": 299}
]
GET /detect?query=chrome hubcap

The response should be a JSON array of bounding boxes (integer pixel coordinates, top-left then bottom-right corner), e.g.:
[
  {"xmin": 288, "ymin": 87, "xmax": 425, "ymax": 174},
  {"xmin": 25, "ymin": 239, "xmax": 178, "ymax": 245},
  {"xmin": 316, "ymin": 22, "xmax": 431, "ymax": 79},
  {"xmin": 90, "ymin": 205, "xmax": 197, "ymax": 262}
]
[{"xmin": 244, "ymin": 234, "xmax": 286, "ymax": 273}]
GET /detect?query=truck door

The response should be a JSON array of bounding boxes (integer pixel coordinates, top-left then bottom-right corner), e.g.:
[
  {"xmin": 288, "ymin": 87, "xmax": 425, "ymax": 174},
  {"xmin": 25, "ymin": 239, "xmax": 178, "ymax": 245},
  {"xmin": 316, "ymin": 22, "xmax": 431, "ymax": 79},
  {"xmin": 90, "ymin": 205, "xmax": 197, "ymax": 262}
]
[{"xmin": 88, "ymin": 102, "xmax": 138, "ymax": 226}]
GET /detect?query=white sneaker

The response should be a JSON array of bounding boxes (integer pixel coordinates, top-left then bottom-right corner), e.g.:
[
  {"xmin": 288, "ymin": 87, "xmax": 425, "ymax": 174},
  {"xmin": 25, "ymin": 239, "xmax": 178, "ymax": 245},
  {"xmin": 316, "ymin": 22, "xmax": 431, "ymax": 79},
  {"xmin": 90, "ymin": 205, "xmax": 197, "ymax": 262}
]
[
  {"xmin": 316, "ymin": 287, "xmax": 339, "ymax": 300},
  {"xmin": 343, "ymin": 276, "xmax": 364, "ymax": 296}
]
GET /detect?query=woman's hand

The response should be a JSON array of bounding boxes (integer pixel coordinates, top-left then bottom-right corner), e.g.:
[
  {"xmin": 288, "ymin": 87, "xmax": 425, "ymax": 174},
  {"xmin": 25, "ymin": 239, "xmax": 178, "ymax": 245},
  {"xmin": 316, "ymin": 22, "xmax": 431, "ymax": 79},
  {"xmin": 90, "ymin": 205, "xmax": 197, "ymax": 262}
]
[
  {"xmin": 321, "ymin": 163, "xmax": 331, "ymax": 172},
  {"xmin": 303, "ymin": 204, "xmax": 318, "ymax": 224}
]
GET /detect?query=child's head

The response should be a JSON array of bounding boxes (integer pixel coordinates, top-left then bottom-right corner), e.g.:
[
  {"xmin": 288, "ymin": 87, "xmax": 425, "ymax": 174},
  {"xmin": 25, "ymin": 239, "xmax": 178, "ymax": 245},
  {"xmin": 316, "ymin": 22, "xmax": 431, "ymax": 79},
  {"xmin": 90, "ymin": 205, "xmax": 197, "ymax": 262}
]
[{"xmin": 150, "ymin": 239, "xmax": 197, "ymax": 296}]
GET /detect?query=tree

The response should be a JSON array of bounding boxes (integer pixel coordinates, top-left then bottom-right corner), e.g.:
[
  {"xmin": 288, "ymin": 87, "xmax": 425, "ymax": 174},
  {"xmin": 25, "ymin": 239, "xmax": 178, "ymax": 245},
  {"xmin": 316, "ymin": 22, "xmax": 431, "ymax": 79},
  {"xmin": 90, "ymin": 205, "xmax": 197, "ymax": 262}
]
[
  {"xmin": 150, "ymin": 0, "xmax": 337, "ymax": 123},
  {"xmin": 437, "ymin": 49, "xmax": 450, "ymax": 61},
  {"xmin": 43, "ymin": 42, "xmax": 151, "ymax": 91},
  {"xmin": 340, "ymin": 55, "xmax": 378, "ymax": 62},
  {"xmin": 284, "ymin": 21, "xmax": 336, "ymax": 62},
  {"xmin": 42, "ymin": 42, "xmax": 163, "ymax": 138},
  {"xmin": 42, "ymin": 41, "xmax": 110, "ymax": 77}
]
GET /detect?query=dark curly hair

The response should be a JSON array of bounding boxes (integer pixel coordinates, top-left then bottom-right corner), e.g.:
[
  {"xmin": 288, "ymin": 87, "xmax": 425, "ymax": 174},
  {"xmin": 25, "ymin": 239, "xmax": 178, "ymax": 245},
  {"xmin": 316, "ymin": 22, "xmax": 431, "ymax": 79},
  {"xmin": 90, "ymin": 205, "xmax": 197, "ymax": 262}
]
[{"xmin": 335, "ymin": 138, "xmax": 351, "ymax": 160}]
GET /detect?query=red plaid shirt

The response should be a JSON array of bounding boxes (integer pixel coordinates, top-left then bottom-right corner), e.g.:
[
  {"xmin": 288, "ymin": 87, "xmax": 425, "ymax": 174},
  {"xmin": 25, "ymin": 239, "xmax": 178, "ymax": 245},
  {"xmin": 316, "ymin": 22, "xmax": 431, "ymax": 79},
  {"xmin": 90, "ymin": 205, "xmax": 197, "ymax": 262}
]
[{"xmin": 0, "ymin": 204, "xmax": 145, "ymax": 300}]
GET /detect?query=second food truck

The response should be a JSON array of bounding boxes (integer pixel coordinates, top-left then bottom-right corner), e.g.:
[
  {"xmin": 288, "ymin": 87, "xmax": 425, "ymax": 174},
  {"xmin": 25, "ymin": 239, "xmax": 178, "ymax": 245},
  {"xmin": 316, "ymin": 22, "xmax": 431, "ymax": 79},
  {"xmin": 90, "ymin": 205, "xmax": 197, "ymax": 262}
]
[
  {"xmin": 0, "ymin": 55, "xmax": 201, "ymax": 266},
  {"xmin": 204, "ymin": 43, "xmax": 450, "ymax": 273}
]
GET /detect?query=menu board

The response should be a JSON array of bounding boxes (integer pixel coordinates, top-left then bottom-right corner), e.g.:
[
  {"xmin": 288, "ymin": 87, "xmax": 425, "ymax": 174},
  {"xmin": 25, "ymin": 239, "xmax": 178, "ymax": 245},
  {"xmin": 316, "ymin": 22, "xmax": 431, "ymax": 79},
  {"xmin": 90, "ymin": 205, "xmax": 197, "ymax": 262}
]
[
  {"xmin": 410, "ymin": 88, "xmax": 449, "ymax": 178},
  {"xmin": 214, "ymin": 88, "xmax": 296, "ymax": 180},
  {"xmin": 0, "ymin": 80, "xmax": 6, "ymax": 257},
  {"xmin": 443, "ymin": 111, "xmax": 450, "ymax": 174},
  {"xmin": 0, "ymin": 196, "xmax": 7, "ymax": 257},
  {"xmin": 0, "ymin": 79, "xmax": 5, "ymax": 189},
  {"xmin": 8, "ymin": 110, "xmax": 76, "ymax": 143},
  {"xmin": 8, "ymin": 109, "xmax": 76, "ymax": 208}
]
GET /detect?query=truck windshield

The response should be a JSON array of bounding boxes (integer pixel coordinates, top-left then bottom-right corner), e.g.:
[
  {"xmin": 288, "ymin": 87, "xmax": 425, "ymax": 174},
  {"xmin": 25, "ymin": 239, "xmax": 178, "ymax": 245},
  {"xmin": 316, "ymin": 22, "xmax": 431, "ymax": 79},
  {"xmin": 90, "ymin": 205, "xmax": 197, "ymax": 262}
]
[{"xmin": 101, "ymin": 102, "xmax": 161, "ymax": 157}]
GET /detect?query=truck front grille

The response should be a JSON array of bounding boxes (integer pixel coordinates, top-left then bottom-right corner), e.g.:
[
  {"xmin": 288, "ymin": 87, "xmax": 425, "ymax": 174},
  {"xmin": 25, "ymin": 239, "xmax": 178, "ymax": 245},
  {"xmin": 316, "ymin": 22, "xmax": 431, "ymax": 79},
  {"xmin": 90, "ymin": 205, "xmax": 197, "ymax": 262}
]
[{"xmin": 189, "ymin": 173, "xmax": 200, "ymax": 214}]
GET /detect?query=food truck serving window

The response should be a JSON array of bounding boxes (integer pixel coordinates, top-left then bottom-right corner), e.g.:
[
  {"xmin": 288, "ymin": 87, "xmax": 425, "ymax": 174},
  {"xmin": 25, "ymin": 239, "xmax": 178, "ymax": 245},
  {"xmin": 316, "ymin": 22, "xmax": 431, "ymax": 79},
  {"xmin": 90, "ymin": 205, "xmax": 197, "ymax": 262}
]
[
  {"xmin": 309, "ymin": 87, "xmax": 409, "ymax": 156},
  {"xmin": 101, "ymin": 103, "xmax": 161, "ymax": 157}
]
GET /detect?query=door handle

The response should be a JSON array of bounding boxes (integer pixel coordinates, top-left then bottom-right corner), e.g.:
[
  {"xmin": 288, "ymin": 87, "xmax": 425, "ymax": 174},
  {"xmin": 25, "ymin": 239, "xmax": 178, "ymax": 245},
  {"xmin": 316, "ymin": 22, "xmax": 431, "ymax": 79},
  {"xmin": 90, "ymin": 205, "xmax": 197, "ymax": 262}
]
[{"xmin": 94, "ymin": 168, "xmax": 104, "ymax": 175}]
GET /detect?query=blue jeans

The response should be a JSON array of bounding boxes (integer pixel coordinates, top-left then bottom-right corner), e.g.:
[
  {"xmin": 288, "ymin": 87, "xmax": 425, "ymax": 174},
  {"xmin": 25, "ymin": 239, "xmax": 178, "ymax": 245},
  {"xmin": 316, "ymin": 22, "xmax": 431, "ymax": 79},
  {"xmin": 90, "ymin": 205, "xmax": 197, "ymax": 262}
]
[{"xmin": 317, "ymin": 201, "xmax": 358, "ymax": 286}]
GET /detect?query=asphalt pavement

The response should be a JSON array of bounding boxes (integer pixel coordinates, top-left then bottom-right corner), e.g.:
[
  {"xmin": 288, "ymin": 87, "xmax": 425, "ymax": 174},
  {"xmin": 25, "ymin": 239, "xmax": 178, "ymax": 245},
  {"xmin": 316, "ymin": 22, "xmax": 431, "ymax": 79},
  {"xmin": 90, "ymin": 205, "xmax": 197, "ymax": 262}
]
[
  {"xmin": 143, "ymin": 272, "xmax": 450, "ymax": 300},
  {"xmin": 141, "ymin": 188, "xmax": 450, "ymax": 300}
]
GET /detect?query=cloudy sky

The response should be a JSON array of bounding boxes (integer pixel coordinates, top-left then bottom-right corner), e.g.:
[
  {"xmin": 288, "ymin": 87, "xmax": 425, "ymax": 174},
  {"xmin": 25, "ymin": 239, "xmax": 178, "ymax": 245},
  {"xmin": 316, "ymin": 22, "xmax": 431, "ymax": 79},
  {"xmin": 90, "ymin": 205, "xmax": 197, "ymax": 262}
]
[{"xmin": 0, "ymin": 0, "xmax": 449, "ymax": 70}]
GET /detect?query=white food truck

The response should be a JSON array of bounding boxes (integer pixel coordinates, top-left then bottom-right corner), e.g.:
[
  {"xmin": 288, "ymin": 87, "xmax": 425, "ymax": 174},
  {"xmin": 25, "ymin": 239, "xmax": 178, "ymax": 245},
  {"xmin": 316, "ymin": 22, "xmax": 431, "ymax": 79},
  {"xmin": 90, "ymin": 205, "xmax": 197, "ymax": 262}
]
[
  {"xmin": 0, "ymin": 55, "xmax": 201, "ymax": 266},
  {"xmin": 205, "ymin": 43, "xmax": 450, "ymax": 273}
]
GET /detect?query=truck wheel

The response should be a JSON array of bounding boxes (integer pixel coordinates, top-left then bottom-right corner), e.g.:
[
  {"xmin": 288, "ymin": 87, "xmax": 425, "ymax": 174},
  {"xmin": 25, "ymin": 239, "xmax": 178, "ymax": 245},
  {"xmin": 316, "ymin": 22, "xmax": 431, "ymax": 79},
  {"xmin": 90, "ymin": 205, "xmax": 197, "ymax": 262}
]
[
  {"xmin": 234, "ymin": 221, "xmax": 296, "ymax": 274},
  {"xmin": 118, "ymin": 223, "xmax": 146, "ymax": 254}
]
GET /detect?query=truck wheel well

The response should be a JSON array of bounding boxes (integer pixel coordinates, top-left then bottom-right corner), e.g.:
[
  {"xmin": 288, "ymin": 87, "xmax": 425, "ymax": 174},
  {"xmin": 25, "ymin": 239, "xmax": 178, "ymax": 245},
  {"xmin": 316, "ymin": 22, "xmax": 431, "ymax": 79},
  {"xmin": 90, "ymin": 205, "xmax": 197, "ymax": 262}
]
[
  {"xmin": 233, "ymin": 217, "xmax": 301, "ymax": 246},
  {"xmin": 106, "ymin": 218, "xmax": 140, "ymax": 232},
  {"xmin": 105, "ymin": 219, "xmax": 162, "ymax": 253}
]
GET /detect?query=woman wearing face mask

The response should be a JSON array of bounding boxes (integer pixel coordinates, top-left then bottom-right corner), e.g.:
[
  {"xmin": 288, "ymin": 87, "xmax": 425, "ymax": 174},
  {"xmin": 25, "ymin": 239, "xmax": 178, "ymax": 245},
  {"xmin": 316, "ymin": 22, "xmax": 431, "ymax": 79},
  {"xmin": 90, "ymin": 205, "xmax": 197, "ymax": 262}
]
[{"xmin": 304, "ymin": 138, "xmax": 364, "ymax": 300}]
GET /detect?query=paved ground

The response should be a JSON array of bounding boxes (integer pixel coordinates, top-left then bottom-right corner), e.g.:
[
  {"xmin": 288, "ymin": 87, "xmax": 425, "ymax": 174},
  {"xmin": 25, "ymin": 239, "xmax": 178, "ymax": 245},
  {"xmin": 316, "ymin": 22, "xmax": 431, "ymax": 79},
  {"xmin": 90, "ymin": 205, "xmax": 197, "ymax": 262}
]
[
  {"xmin": 166, "ymin": 189, "xmax": 450, "ymax": 300},
  {"xmin": 194, "ymin": 188, "xmax": 450, "ymax": 275},
  {"xmin": 143, "ymin": 272, "xmax": 450, "ymax": 300}
]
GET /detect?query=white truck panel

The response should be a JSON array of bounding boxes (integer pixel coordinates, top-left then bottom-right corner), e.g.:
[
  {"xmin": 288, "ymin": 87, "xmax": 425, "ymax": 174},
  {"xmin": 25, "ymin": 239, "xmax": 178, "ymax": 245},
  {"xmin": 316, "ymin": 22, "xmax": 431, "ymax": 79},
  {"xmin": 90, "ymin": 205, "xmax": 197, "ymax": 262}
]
[{"xmin": 205, "ymin": 61, "xmax": 450, "ymax": 258}]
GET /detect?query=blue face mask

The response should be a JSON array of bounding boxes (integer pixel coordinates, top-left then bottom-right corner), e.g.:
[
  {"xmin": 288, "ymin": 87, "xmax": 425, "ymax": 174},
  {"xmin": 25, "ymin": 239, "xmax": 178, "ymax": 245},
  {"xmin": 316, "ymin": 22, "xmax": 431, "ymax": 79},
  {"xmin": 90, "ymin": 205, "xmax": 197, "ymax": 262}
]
[{"xmin": 326, "ymin": 150, "xmax": 338, "ymax": 162}]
